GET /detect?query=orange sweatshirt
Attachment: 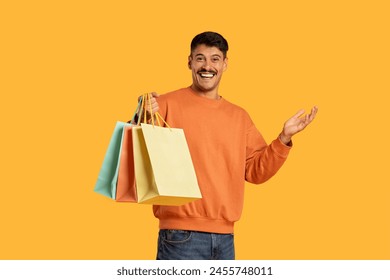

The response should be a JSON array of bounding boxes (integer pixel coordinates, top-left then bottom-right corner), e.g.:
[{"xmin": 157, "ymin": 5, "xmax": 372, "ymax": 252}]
[{"xmin": 153, "ymin": 87, "xmax": 291, "ymax": 233}]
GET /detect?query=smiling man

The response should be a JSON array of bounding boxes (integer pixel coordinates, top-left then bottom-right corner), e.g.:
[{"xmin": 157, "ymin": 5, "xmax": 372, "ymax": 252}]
[
  {"xmin": 135, "ymin": 31, "xmax": 317, "ymax": 260},
  {"xmin": 188, "ymin": 38, "xmax": 227, "ymax": 99}
]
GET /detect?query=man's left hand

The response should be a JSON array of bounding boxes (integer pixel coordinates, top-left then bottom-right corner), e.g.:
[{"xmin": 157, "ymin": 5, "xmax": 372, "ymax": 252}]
[{"xmin": 279, "ymin": 106, "xmax": 318, "ymax": 145}]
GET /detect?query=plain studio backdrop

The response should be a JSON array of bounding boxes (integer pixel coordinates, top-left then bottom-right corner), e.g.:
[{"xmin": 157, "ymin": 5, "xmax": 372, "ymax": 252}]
[{"xmin": 0, "ymin": 0, "xmax": 389, "ymax": 259}]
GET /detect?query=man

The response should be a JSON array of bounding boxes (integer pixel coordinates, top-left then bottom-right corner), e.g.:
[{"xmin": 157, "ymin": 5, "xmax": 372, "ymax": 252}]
[{"xmin": 135, "ymin": 31, "xmax": 318, "ymax": 260}]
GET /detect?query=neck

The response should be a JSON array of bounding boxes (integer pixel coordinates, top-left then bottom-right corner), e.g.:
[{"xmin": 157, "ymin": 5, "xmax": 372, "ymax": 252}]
[{"xmin": 190, "ymin": 85, "xmax": 221, "ymax": 100}]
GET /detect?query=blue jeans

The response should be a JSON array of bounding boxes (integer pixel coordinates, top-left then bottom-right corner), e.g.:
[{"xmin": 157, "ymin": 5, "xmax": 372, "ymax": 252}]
[{"xmin": 156, "ymin": 230, "xmax": 235, "ymax": 260}]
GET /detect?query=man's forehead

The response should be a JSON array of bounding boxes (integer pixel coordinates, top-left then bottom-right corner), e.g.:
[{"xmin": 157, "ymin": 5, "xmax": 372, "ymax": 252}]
[{"xmin": 191, "ymin": 45, "xmax": 223, "ymax": 57}]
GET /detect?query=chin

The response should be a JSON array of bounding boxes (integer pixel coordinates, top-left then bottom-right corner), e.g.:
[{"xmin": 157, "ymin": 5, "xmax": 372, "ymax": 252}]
[{"xmin": 198, "ymin": 86, "xmax": 215, "ymax": 92}]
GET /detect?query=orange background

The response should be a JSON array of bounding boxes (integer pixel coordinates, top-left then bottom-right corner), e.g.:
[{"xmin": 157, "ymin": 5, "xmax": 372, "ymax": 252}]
[{"xmin": 1, "ymin": 0, "xmax": 389, "ymax": 259}]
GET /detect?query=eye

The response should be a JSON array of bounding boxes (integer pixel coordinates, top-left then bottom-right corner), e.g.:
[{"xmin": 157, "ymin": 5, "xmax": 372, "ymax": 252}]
[
  {"xmin": 196, "ymin": 57, "xmax": 205, "ymax": 62},
  {"xmin": 212, "ymin": 57, "xmax": 221, "ymax": 62}
]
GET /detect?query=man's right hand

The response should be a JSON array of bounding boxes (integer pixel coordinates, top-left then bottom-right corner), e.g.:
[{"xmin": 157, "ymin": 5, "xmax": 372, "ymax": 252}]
[{"xmin": 136, "ymin": 92, "xmax": 160, "ymax": 122}]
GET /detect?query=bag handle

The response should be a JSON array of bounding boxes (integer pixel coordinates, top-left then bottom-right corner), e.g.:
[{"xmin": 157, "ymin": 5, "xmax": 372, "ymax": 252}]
[
  {"xmin": 130, "ymin": 97, "xmax": 143, "ymax": 124},
  {"xmin": 137, "ymin": 93, "xmax": 171, "ymax": 129}
]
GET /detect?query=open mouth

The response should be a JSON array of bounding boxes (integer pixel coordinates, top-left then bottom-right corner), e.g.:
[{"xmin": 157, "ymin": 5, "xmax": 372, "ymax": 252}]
[{"xmin": 198, "ymin": 72, "xmax": 216, "ymax": 78}]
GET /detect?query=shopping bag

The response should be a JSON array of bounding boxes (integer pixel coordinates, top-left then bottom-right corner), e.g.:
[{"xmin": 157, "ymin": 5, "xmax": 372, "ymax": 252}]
[
  {"xmin": 94, "ymin": 122, "xmax": 132, "ymax": 199},
  {"xmin": 94, "ymin": 96, "xmax": 143, "ymax": 200},
  {"xmin": 115, "ymin": 125, "xmax": 137, "ymax": 202},
  {"xmin": 132, "ymin": 123, "xmax": 202, "ymax": 205}
]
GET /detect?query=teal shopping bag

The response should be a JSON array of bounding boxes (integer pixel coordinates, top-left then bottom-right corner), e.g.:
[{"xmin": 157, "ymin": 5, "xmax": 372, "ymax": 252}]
[
  {"xmin": 94, "ymin": 97, "xmax": 142, "ymax": 199},
  {"xmin": 94, "ymin": 122, "xmax": 132, "ymax": 199}
]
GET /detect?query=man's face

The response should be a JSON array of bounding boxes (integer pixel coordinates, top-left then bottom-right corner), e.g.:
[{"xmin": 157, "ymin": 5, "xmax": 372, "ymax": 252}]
[{"xmin": 188, "ymin": 44, "xmax": 228, "ymax": 95}]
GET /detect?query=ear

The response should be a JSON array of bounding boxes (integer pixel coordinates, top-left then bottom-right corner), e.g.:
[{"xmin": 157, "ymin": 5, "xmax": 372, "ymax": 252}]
[
  {"xmin": 188, "ymin": 56, "xmax": 192, "ymax": 69},
  {"xmin": 223, "ymin": 57, "xmax": 228, "ymax": 72}
]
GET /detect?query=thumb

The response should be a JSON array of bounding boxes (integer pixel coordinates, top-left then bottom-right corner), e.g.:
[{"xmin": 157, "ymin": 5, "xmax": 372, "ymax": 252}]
[{"xmin": 150, "ymin": 92, "xmax": 160, "ymax": 98}]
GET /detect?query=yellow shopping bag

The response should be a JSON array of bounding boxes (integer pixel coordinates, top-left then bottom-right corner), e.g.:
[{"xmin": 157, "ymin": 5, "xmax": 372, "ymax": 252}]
[{"xmin": 132, "ymin": 121, "xmax": 202, "ymax": 206}]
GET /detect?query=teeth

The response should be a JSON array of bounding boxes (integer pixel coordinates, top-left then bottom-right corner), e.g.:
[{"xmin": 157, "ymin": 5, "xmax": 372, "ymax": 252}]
[{"xmin": 200, "ymin": 73, "xmax": 215, "ymax": 78}]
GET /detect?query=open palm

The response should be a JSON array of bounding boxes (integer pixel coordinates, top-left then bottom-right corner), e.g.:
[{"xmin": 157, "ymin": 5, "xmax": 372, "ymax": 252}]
[{"xmin": 280, "ymin": 106, "xmax": 318, "ymax": 144}]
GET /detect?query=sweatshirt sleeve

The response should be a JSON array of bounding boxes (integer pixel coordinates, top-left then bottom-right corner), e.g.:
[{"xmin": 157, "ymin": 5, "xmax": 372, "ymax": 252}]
[
  {"xmin": 245, "ymin": 123, "xmax": 292, "ymax": 184},
  {"xmin": 156, "ymin": 94, "xmax": 168, "ymax": 122}
]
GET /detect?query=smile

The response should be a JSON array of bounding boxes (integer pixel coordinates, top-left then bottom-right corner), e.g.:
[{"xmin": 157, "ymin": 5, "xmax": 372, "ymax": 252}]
[{"xmin": 198, "ymin": 72, "xmax": 216, "ymax": 78}]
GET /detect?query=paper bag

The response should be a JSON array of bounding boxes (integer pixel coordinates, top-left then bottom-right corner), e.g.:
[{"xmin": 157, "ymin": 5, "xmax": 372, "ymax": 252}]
[
  {"xmin": 132, "ymin": 123, "xmax": 202, "ymax": 205},
  {"xmin": 115, "ymin": 125, "xmax": 137, "ymax": 202},
  {"xmin": 94, "ymin": 122, "xmax": 131, "ymax": 199}
]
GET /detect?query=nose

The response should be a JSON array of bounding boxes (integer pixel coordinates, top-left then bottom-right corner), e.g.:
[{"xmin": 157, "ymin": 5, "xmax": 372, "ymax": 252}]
[{"xmin": 201, "ymin": 59, "xmax": 212, "ymax": 70}]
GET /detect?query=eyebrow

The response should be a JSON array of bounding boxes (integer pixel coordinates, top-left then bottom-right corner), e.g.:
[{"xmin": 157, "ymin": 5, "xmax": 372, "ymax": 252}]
[{"xmin": 195, "ymin": 54, "xmax": 222, "ymax": 58}]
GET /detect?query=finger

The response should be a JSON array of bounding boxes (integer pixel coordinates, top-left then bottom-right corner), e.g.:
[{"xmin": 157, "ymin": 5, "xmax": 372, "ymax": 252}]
[
  {"xmin": 308, "ymin": 106, "xmax": 318, "ymax": 122},
  {"xmin": 151, "ymin": 101, "xmax": 159, "ymax": 109},
  {"xmin": 145, "ymin": 102, "xmax": 159, "ymax": 111},
  {"xmin": 300, "ymin": 115, "xmax": 309, "ymax": 128},
  {"xmin": 151, "ymin": 102, "xmax": 159, "ymax": 113},
  {"xmin": 301, "ymin": 107, "xmax": 318, "ymax": 127},
  {"xmin": 292, "ymin": 109, "xmax": 305, "ymax": 119},
  {"xmin": 147, "ymin": 97, "xmax": 159, "ymax": 106},
  {"xmin": 141, "ymin": 92, "xmax": 158, "ymax": 104},
  {"xmin": 145, "ymin": 97, "xmax": 160, "ymax": 113},
  {"xmin": 147, "ymin": 94, "xmax": 159, "ymax": 105},
  {"xmin": 313, "ymin": 106, "xmax": 318, "ymax": 116},
  {"xmin": 145, "ymin": 97, "xmax": 157, "ymax": 106},
  {"xmin": 145, "ymin": 104, "xmax": 159, "ymax": 114}
]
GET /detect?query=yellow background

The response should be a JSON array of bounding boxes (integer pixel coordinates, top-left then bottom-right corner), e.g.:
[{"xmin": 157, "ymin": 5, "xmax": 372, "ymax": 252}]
[{"xmin": 1, "ymin": 0, "xmax": 389, "ymax": 259}]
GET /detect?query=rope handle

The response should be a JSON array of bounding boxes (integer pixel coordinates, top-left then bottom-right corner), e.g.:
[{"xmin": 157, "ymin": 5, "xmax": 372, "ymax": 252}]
[
  {"xmin": 135, "ymin": 93, "xmax": 171, "ymax": 129},
  {"xmin": 154, "ymin": 112, "xmax": 171, "ymax": 129}
]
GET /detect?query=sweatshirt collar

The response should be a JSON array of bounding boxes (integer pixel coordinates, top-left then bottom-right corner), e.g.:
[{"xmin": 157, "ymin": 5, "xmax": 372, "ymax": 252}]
[{"xmin": 185, "ymin": 86, "xmax": 225, "ymax": 107}]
